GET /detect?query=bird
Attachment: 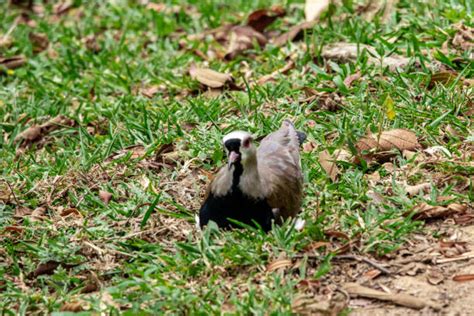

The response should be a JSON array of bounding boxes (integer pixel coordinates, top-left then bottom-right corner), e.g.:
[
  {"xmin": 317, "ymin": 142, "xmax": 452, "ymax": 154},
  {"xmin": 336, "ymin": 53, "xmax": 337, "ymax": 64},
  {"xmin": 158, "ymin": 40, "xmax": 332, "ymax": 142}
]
[{"xmin": 199, "ymin": 120, "xmax": 305, "ymax": 232}]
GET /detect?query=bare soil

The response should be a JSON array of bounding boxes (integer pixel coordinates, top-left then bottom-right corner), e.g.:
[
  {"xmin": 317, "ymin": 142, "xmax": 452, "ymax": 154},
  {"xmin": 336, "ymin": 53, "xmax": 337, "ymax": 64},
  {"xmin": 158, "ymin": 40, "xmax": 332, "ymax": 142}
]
[{"xmin": 349, "ymin": 224, "xmax": 474, "ymax": 315}]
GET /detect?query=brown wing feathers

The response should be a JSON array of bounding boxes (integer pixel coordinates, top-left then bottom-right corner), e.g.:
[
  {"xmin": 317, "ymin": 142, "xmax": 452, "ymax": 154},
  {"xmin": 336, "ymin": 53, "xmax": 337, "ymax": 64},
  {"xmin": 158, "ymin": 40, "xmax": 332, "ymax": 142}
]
[{"xmin": 258, "ymin": 120, "xmax": 304, "ymax": 220}]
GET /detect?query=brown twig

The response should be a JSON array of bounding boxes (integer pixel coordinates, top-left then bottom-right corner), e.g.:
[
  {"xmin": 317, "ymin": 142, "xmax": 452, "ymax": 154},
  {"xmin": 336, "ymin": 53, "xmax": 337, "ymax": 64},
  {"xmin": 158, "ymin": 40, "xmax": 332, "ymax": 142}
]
[
  {"xmin": 435, "ymin": 251, "xmax": 474, "ymax": 264},
  {"xmin": 335, "ymin": 254, "xmax": 392, "ymax": 275},
  {"xmin": 1, "ymin": 179, "xmax": 20, "ymax": 205},
  {"xmin": 343, "ymin": 282, "xmax": 442, "ymax": 310},
  {"xmin": 296, "ymin": 253, "xmax": 392, "ymax": 275}
]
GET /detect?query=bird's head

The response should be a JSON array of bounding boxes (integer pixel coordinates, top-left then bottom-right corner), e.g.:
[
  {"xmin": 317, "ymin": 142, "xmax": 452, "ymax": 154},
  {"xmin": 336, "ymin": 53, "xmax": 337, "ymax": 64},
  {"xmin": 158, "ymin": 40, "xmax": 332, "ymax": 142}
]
[{"xmin": 222, "ymin": 131, "xmax": 255, "ymax": 169}]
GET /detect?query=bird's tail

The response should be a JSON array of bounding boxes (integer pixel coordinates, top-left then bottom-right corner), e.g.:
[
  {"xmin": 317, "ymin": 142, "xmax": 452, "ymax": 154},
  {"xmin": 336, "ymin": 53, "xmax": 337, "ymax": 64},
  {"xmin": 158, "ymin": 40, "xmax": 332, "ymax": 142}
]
[{"xmin": 282, "ymin": 119, "xmax": 306, "ymax": 146}]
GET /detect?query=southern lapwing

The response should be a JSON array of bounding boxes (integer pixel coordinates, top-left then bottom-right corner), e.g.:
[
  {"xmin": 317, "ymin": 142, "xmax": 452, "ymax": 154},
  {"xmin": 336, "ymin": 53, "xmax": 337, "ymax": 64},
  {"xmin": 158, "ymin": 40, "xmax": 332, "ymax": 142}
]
[{"xmin": 199, "ymin": 120, "xmax": 305, "ymax": 232}]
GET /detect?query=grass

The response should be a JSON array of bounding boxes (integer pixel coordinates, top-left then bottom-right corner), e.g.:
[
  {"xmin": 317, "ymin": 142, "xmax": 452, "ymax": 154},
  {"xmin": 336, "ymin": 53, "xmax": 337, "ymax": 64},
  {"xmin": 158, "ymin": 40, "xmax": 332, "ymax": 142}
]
[{"xmin": 0, "ymin": 0, "xmax": 472, "ymax": 314}]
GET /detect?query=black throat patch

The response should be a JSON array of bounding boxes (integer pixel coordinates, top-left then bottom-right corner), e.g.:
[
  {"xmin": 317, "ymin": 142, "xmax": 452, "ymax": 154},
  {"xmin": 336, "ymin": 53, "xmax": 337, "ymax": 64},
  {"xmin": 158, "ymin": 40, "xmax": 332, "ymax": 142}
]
[
  {"xmin": 232, "ymin": 161, "xmax": 243, "ymax": 190},
  {"xmin": 224, "ymin": 138, "xmax": 243, "ymax": 190}
]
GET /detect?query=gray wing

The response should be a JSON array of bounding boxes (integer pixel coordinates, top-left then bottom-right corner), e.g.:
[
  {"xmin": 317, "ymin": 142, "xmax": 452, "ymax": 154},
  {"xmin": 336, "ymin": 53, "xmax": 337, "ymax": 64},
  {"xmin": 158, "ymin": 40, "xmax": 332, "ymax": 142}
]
[{"xmin": 257, "ymin": 120, "xmax": 303, "ymax": 220}]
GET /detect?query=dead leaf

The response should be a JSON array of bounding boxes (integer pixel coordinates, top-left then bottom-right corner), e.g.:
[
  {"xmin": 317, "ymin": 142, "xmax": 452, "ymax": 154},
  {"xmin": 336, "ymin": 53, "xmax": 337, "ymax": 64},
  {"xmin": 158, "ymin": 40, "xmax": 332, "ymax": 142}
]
[
  {"xmin": 60, "ymin": 301, "xmax": 85, "ymax": 312},
  {"xmin": 329, "ymin": 291, "xmax": 348, "ymax": 315},
  {"xmin": 186, "ymin": 6, "xmax": 283, "ymax": 60},
  {"xmin": 439, "ymin": 240, "xmax": 468, "ymax": 248},
  {"xmin": 319, "ymin": 150, "xmax": 340, "ymax": 182},
  {"xmin": 303, "ymin": 141, "xmax": 316, "ymax": 152},
  {"xmin": 454, "ymin": 214, "xmax": 474, "ymax": 225},
  {"xmin": 9, "ymin": 0, "xmax": 34, "ymax": 10},
  {"xmin": 53, "ymin": 0, "xmax": 74, "ymax": 15},
  {"xmin": 305, "ymin": 0, "xmax": 330, "ymax": 22},
  {"xmin": 202, "ymin": 88, "xmax": 223, "ymax": 98},
  {"xmin": 106, "ymin": 144, "xmax": 146, "ymax": 162},
  {"xmin": 267, "ymin": 259, "xmax": 292, "ymax": 272},
  {"xmin": 14, "ymin": 206, "xmax": 33, "ymax": 218},
  {"xmin": 297, "ymin": 279, "xmax": 321, "ymax": 289},
  {"xmin": 80, "ymin": 271, "xmax": 101, "ymax": 293},
  {"xmin": 358, "ymin": 0, "xmax": 398, "ymax": 22},
  {"xmin": 424, "ymin": 146, "xmax": 452, "ymax": 158},
  {"xmin": 302, "ymin": 89, "xmax": 344, "ymax": 111},
  {"xmin": 4, "ymin": 226, "xmax": 24, "ymax": 234},
  {"xmin": 146, "ymin": 2, "xmax": 166, "ymax": 12},
  {"xmin": 427, "ymin": 269, "xmax": 444, "ymax": 285},
  {"xmin": 247, "ymin": 6, "xmax": 285, "ymax": 33},
  {"xmin": 324, "ymin": 230, "xmax": 350, "ymax": 241},
  {"xmin": 0, "ymin": 36, "xmax": 13, "ymax": 48},
  {"xmin": 333, "ymin": 148, "xmax": 351, "ymax": 162},
  {"xmin": 453, "ymin": 274, "xmax": 474, "ymax": 282},
  {"xmin": 14, "ymin": 115, "xmax": 75, "ymax": 147},
  {"xmin": 428, "ymin": 71, "xmax": 459, "ymax": 89},
  {"xmin": 272, "ymin": 21, "xmax": 317, "ymax": 47},
  {"xmin": 31, "ymin": 206, "xmax": 47, "ymax": 221},
  {"xmin": 139, "ymin": 84, "xmax": 165, "ymax": 98},
  {"xmin": 343, "ymin": 282, "xmax": 441, "ymax": 310},
  {"xmin": 410, "ymin": 203, "xmax": 467, "ymax": 221},
  {"xmin": 222, "ymin": 6, "xmax": 284, "ymax": 59},
  {"xmin": 189, "ymin": 65, "xmax": 233, "ymax": 88},
  {"xmin": 29, "ymin": 32, "xmax": 49, "ymax": 53},
  {"xmin": 292, "ymin": 294, "xmax": 331, "ymax": 314},
  {"xmin": 60, "ymin": 208, "xmax": 81, "ymax": 217},
  {"xmin": 154, "ymin": 143, "xmax": 175, "ymax": 160},
  {"xmin": 84, "ymin": 34, "xmax": 101, "ymax": 53},
  {"xmin": 224, "ymin": 26, "xmax": 267, "ymax": 60},
  {"xmin": 304, "ymin": 241, "xmax": 330, "ymax": 252},
  {"xmin": 451, "ymin": 24, "xmax": 473, "ymax": 52},
  {"xmin": 402, "ymin": 150, "xmax": 417, "ymax": 160},
  {"xmin": 343, "ymin": 71, "xmax": 361, "ymax": 87},
  {"xmin": 99, "ymin": 191, "xmax": 112, "ymax": 204},
  {"xmin": 31, "ymin": 260, "xmax": 61, "ymax": 277},
  {"xmin": 322, "ymin": 43, "xmax": 412, "ymax": 71},
  {"xmin": 98, "ymin": 292, "xmax": 120, "ymax": 310},
  {"xmin": 0, "ymin": 55, "xmax": 27, "ymax": 72},
  {"xmin": 144, "ymin": 3, "xmax": 199, "ymax": 17},
  {"xmin": 404, "ymin": 182, "xmax": 431, "ymax": 196},
  {"xmin": 14, "ymin": 125, "xmax": 42, "ymax": 143},
  {"xmin": 363, "ymin": 269, "xmax": 382, "ymax": 280},
  {"xmin": 181, "ymin": 122, "xmax": 197, "ymax": 132},
  {"xmin": 257, "ymin": 60, "xmax": 295, "ymax": 85},
  {"xmin": 356, "ymin": 129, "xmax": 420, "ymax": 162},
  {"xmin": 367, "ymin": 190, "xmax": 385, "ymax": 205},
  {"xmin": 398, "ymin": 262, "xmax": 425, "ymax": 276}
]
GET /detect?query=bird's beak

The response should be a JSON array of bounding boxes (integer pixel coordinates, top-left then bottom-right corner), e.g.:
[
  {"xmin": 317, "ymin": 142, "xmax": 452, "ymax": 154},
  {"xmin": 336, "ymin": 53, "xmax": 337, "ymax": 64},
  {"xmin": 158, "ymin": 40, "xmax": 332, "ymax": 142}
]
[{"xmin": 228, "ymin": 151, "xmax": 240, "ymax": 169}]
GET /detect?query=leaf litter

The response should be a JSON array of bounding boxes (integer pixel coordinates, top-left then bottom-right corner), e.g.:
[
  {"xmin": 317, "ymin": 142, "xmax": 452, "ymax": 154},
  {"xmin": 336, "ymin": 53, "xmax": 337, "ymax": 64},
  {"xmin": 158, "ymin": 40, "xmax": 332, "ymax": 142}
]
[
  {"xmin": 2, "ymin": 1, "xmax": 474, "ymax": 314},
  {"xmin": 189, "ymin": 65, "xmax": 235, "ymax": 89},
  {"xmin": 185, "ymin": 6, "xmax": 285, "ymax": 60},
  {"xmin": 322, "ymin": 42, "xmax": 422, "ymax": 71},
  {"xmin": 304, "ymin": 0, "xmax": 330, "ymax": 22},
  {"xmin": 0, "ymin": 55, "xmax": 27, "ymax": 73},
  {"xmin": 355, "ymin": 129, "xmax": 420, "ymax": 163},
  {"xmin": 14, "ymin": 115, "xmax": 76, "ymax": 147}
]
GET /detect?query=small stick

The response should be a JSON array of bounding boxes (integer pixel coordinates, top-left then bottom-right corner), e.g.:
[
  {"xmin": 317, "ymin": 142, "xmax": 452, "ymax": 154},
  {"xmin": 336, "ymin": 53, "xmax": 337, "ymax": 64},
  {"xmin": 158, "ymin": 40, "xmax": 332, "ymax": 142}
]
[
  {"xmin": 296, "ymin": 253, "xmax": 392, "ymax": 275},
  {"xmin": 2, "ymin": 179, "xmax": 20, "ymax": 206},
  {"xmin": 1, "ymin": 17, "xmax": 19, "ymax": 43},
  {"xmin": 436, "ymin": 251, "xmax": 474, "ymax": 264},
  {"xmin": 343, "ymin": 282, "xmax": 442, "ymax": 310},
  {"xmin": 335, "ymin": 254, "xmax": 392, "ymax": 275}
]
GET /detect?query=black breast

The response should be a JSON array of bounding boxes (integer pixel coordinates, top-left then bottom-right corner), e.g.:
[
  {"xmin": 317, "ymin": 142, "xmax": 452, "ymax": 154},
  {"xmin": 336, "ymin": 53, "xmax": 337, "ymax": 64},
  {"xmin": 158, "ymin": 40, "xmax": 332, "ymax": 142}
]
[
  {"xmin": 199, "ymin": 162, "xmax": 274, "ymax": 232},
  {"xmin": 199, "ymin": 189, "xmax": 274, "ymax": 232}
]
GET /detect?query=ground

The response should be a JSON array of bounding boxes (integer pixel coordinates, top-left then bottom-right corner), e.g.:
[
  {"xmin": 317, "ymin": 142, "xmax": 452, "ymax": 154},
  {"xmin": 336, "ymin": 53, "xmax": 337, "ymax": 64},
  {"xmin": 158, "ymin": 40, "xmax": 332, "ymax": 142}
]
[{"xmin": 0, "ymin": 0, "xmax": 473, "ymax": 314}]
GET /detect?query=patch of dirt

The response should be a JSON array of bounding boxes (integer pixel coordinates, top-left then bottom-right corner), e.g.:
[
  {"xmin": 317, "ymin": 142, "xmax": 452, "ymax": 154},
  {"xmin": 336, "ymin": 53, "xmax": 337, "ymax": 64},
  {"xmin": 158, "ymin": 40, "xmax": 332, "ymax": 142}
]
[{"xmin": 349, "ymin": 224, "xmax": 474, "ymax": 315}]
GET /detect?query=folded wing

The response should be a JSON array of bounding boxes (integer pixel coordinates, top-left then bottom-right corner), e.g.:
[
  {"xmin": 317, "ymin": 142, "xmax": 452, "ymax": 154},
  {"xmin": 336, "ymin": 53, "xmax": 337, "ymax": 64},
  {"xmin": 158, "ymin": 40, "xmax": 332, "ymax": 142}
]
[{"xmin": 257, "ymin": 120, "xmax": 304, "ymax": 220}]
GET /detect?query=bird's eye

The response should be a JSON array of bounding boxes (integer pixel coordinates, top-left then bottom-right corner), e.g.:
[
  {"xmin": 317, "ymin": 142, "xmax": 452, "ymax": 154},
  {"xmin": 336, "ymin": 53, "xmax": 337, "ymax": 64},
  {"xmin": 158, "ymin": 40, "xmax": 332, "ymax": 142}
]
[{"xmin": 243, "ymin": 138, "xmax": 251, "ymax": 148}]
